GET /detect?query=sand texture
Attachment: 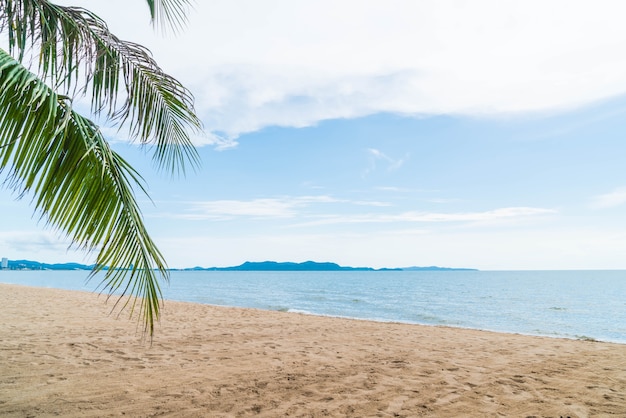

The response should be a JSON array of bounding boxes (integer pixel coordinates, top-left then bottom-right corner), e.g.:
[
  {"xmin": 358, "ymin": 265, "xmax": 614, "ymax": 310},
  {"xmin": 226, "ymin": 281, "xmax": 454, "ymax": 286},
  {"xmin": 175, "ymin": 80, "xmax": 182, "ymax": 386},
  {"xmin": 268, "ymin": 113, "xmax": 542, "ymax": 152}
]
[{"xmin": 1, "ymin": 283, "xmax": 625, "ymax": 417}]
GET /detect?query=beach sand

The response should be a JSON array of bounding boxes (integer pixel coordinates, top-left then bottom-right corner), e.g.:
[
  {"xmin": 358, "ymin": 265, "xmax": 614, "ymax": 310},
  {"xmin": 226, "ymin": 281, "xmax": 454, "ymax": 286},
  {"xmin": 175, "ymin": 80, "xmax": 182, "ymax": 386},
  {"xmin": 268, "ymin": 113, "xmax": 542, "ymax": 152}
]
[{"xmin": 1, "ymin": 283, "xmax": 624, "ymax": 417}]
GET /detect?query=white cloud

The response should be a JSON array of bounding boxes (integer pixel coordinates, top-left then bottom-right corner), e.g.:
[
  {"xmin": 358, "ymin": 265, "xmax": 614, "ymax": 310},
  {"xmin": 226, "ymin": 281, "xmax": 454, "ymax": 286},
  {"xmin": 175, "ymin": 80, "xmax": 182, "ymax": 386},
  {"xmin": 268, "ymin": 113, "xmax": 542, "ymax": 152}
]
[
  {"xmin": 0, "ymin": 231, "xmax": 67, "ymax": 250},
  {"xmin": 367, "ymin": 148, "xmax": 408, "ymax": 170},
  {"xmin": 364, "ymin": 148, "xmax": 409, "ymax": 176},
  {"xmin": 423, "ymin": 198, "xmax": 462, "ymax": 204},
  {"xmin": 0, "ymin": 231, "xmax": 88, "ymax": 263},
  {"xmin": 289, "ymin": 207, "xmax": 556, "ymax": 227},
  {"xmin": 405, "ymin": 207, "xmax": 556, "ymax": 223},
  {"xmin": 159, "ymin": 194, "xmax": 555, "ymax": 226},
  {"xmin": 98, "ymin": 120, "xmax": 237, "ymax": 149},
  {"xmin": 57, "ymin": 1, "xmax": 626, "ymax": 144},
  {"xmin": 170, "ymin": 196, "xmax": 388, "ymax": 220},
  {"xmin": 590, "ymin": 187, "xmax": 626, "ymax": 209},
  {"xmin": 191, "ymin": 132, "xmax": 238, "ymax": 150},
  {"xmin": 352, "ymin": 201, "xmax": 393, "ymax": 208},
  {"xmin": 375, "ymin": 186, "xmax": 410, "ymax": 193},
  {"xmin": 183, "ymin": 199, "xmax": 301, "ymax": 220}
]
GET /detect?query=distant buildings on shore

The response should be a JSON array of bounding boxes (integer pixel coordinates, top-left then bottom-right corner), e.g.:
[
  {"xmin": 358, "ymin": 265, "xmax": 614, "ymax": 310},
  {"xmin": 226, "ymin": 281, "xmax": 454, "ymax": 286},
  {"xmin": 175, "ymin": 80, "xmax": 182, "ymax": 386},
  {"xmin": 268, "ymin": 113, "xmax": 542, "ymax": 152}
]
[{"xmin": 0, "ymin": 259, "xmax": 97, "ymax": 271}]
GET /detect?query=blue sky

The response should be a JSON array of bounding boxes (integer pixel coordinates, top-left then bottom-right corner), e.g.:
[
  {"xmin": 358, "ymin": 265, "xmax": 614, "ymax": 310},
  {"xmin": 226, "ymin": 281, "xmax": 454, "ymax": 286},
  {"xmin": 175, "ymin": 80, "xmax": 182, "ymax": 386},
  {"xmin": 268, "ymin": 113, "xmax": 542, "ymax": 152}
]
[{"xmin": 3, "ymin": 1, "xmax": 626, "ymax": 269}]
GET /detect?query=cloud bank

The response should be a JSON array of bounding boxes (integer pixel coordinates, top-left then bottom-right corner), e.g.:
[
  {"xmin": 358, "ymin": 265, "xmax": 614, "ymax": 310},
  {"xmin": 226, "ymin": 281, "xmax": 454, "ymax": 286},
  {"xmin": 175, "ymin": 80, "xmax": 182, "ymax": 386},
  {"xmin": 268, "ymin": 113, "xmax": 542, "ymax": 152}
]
[{"xmin": 61, "ymin": 0, "xmax": 626, "ymax": 145}]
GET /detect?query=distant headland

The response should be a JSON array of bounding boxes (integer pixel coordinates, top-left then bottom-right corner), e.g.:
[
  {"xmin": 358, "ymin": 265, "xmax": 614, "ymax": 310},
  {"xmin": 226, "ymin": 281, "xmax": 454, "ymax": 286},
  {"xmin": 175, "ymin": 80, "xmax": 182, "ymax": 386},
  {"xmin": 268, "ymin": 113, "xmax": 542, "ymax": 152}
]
[
  {"xmin": 0, "ymin": 259, "xmax": 477, "ymax": 272},
  {"xmin": 180, "ymin": 261, "xmax": 477, "ymax": 272}
]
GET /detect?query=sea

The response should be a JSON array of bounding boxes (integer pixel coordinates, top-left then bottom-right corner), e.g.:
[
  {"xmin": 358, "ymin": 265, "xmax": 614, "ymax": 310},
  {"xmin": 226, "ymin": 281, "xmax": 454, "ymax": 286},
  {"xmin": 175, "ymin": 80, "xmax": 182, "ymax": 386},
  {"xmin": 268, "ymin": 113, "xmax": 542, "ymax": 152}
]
[{"xmin": 1, "ymin": 269, "xmax": 625, "ymax": 344}]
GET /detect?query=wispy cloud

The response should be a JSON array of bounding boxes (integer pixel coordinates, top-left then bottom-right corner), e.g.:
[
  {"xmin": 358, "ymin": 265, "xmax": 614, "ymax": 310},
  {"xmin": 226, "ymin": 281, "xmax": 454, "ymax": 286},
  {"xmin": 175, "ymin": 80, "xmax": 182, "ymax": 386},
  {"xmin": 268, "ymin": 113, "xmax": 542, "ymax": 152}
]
[
  {"xmin": 375, "ymin": 186, "xmax": 411, "ymax": 192},
  {"xmin": 186, "ymin": 199, "xmax": 300, "ymax": 220},
  {"xmin": 289, "ymin": 207, "xmax": 557, "ymax": 227},
  {"xmin": 364, "ymin": 148, "xmax": 409, "ymax": 176},
  {"xmin": 423, "ymin": 197, "xmax": 462, "ymax": 204},
  {"xmin": 368, "ymin": 148, "xmax": 409, "ymax": 170},
  {"xmin": 590, "ymin": 187, "xmax": 626, "ymax": 209},
  {"xmin": 300, "ymin": 181, "xmax": 326, "ymax": 190},
  {"xmin": 159, "ymin": 195, "xmax": 555, "ymax": 229},
  {"xmin": 0, "ymin": 231, "xmax": 71, "ymax": 253},
  {"xmin": 99, "ymin": 125, "xmax": 237, "ymax": 150},
  {"xmin": 168, "ymin": 196, "xmax": 391, "ymax": 220},
  {"xmin": 351, "ymin": 200, "xmax": 392, "ymax": 207},
  {"xmin": 373, "ymin": 186, "xmax": 440, "ymax": 194}
]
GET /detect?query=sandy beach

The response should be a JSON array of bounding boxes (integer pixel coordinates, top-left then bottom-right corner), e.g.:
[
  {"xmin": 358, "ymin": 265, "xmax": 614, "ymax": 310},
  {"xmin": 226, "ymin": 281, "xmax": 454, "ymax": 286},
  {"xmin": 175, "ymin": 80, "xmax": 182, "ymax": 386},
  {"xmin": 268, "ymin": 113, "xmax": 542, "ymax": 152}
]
[{"xmin": 1, "ymin": 283, "xmax": 624, "ymax": 417}]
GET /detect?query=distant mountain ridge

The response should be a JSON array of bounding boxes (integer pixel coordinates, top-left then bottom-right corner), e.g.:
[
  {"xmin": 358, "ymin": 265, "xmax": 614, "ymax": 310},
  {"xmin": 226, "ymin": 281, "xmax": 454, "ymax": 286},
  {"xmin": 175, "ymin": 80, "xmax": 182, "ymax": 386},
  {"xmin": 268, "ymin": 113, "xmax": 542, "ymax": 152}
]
[
  {"xmin": 1, "ymin": 259, "xmax": 477, "ymax": 272},
  {"xmin": 188, "ymin": 261, "xmax": 397, "ymax": 271},
  {"xmin": 181, "ymin": 261, "xmax": 477, "ymax": 272}
]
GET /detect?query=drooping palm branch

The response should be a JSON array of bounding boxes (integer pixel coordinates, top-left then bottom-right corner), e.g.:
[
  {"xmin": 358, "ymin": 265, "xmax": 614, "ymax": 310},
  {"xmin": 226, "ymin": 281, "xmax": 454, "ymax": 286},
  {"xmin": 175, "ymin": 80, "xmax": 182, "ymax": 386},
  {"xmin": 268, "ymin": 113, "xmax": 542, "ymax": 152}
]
[
  {"xmin": 1, "ymin": 0, "xmax": 201, "ymax": 172},
  {"xmin": 0, "ymin": 0, "xmax": 201, "ymax": 336}
]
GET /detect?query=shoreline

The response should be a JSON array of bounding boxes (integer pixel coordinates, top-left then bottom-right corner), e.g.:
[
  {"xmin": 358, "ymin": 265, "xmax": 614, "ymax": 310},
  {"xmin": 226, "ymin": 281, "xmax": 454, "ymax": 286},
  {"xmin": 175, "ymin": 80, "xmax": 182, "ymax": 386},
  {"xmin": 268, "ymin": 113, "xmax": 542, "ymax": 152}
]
[
  {"xmin": 2, "ymin": 269, "xmax": 624, "ymax": 345},
  {"xmin": 5, "ymin": 281, "xmax": 622, "ymax": 345},
  {"xmin": 252, "ymin": 310, "xmax": 622, "ymax": 345},
  {"xmin": 258, "ymin": 308, "xmax": 623, "ymax": 345},
  {"xmin": 1, "ymin": 283, "xmax": 625, "ymax": 416},
  {"xmin": 161, "ymin": 294, "xmax": 626, "ymax": 346}
]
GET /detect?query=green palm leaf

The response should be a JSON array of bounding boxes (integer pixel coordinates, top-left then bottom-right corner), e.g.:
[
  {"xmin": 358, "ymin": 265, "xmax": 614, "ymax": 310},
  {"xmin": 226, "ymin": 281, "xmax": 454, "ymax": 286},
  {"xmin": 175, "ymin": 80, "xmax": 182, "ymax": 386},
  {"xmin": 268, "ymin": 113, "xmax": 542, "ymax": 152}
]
[
  {"xmin": 0, "ymin": 0, "xmax": 201, "ymax": 336},
  {"xmin": 1, "ymin": 0, "xmax": 201, "ymax": 173},
  {"xmin": 145, "ymin": 0, "xmax": 192, "ymax": 32},
  {"xmin": 0, "ymin": 49, "xmax": 167, "ymax": 334}
]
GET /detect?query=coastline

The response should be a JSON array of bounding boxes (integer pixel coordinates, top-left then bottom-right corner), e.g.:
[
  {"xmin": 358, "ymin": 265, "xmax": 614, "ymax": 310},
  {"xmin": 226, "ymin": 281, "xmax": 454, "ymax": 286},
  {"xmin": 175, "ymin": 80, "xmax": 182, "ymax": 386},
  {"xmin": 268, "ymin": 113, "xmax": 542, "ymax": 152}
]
[
  {"xmin": 1, "ymin": 283, "xmax": 625, "ymax": 417},
  {"xmin": 3, "ymin": 269, "xmax": 624, "ymax": 344}
]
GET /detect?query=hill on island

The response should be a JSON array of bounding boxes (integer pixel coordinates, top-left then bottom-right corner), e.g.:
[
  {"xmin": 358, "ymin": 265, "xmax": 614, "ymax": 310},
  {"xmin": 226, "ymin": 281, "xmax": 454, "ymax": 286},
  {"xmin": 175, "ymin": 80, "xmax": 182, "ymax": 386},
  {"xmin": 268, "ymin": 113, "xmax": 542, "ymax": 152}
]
[
  {"xmin": 1, "ymin": 259, "xmax": 477, "ymax": 272},
  {"xmin": 182, "ymin": 261, "xmax": 476, "ymax": 272}
]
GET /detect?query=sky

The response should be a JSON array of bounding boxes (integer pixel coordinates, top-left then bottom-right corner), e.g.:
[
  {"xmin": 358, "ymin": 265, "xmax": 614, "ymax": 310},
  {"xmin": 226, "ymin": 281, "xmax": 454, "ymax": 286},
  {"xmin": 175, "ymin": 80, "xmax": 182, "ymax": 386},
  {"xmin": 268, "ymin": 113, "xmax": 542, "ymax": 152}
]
[{"xmin": 3, "ymin": 0, "xmax": 626, "ymax": 269}]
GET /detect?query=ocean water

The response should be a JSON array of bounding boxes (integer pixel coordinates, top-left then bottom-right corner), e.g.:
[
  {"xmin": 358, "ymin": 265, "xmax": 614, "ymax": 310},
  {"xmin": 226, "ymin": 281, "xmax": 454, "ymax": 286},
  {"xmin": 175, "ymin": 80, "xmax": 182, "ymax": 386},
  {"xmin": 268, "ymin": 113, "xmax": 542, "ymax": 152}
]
[{"xmin": 1, "ymin": 269, "xmax": 625, "ymax": 344}]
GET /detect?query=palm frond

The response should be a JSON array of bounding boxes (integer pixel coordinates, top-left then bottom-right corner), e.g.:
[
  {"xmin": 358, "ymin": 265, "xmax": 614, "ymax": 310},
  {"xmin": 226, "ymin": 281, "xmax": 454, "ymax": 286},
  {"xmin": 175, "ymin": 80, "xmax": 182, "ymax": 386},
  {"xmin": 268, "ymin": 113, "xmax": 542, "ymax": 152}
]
[
  {"xmin": 0, "ymin": 48, "xmax": 167, "ymax": 335},
  {"xmin": 0, "ymin": 0, "xmax": 201, "ymax": 174},
  {"xmin": 145, "ymin": 0, "xmax": 193, "ymax": 32}
]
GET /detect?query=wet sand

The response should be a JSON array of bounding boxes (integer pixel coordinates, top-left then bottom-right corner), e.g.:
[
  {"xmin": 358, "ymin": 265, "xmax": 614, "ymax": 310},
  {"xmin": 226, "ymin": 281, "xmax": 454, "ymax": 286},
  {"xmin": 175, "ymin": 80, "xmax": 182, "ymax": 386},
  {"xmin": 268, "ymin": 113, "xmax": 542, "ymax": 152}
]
[{"xmin": 1, "ymin": 283, "xmax": 625, "ymax": 417}]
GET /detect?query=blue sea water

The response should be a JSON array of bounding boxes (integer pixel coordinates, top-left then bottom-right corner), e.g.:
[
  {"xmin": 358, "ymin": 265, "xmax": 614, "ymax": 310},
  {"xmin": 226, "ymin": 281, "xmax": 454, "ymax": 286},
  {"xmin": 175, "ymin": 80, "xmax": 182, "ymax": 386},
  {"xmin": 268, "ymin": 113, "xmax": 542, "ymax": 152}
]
[{"xmin": 1, "ymin": 269, "xmax": 625, "ymax": 344}]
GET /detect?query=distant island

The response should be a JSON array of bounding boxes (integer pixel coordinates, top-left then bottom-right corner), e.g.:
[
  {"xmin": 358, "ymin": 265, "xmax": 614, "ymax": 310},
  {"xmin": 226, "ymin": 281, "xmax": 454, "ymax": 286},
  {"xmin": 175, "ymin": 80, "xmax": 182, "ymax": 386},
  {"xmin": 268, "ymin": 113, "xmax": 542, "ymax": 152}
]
[
  {"xmin": 1, "ymin": 259, "xmax": 477, "ymax": 272},
  {"xmin": 180, "ymin": 261, "xmax": 477, "ymax": 272},
  {"xmin": 182, "ymin": 261, "xmax": 397, "ymax": 271}
]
